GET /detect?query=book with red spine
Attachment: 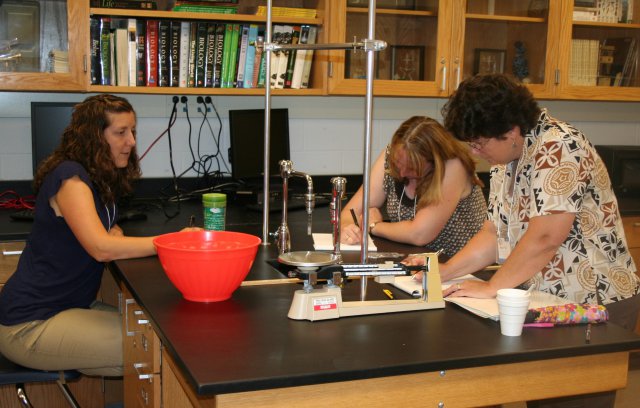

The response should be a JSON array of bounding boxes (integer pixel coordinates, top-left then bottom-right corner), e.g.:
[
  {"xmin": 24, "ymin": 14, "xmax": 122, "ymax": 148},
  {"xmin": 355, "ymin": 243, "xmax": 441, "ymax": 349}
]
[{"xmin": 145, "ymin": 20, "xmax": 159, "ymax": 87}]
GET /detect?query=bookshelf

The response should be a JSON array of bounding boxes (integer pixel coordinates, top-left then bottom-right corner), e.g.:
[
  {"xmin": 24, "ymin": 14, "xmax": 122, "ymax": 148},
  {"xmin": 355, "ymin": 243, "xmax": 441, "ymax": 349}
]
[
  {"xmin": 1, "ymin": 0, "xmax": 640, "ymax": 101},
  {"xmin": 88, "ymin": 0, "xmax": 327, "ymax": 95}
]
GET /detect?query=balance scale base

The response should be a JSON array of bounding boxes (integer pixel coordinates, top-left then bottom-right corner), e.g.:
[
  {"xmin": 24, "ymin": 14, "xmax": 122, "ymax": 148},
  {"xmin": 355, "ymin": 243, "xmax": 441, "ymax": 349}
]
[{"xmin": 288, "ymin": 264, "xmax": 445, "ymax": 321}]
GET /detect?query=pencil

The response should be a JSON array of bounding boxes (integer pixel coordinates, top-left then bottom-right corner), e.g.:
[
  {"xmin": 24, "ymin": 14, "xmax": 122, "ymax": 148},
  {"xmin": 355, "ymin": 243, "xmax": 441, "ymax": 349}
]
[{"xmin": 350, "ymin": 208, "xmax": 359, "ymax": 228}]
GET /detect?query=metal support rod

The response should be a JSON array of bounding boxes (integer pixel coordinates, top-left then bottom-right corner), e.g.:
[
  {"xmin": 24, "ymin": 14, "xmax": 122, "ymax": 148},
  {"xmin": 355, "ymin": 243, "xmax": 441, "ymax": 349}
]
[
  {"xmin": 359, "ymin": 1, "xmax": 377, "ymax": 301},
  {"xmin": 261, "ymin": 0, "xmax": 274, "ymax": 245},
  {"xmin": 261, "ymin": 0, "xmax": 384, "ymax": 267},
  {"xmin": 264, "ymin": 39, "xmax": 387, "ymax": 52}
]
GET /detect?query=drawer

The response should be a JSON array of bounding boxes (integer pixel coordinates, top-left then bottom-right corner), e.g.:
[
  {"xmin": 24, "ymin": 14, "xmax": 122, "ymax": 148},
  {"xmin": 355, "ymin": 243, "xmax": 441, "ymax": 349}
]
[
  {"xmin": 124, "ymin": 371, "xmax": 161, "ymax": 408},
  {"xmin": 124, "ymin": 298, "xmax": 161, "ymax": 374}
]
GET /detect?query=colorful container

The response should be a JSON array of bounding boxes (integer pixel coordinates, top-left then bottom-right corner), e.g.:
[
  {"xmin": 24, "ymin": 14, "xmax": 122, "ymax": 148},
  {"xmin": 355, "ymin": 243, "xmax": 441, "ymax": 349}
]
[{"xmin": 203, "ymin": 193, "xmax": 226, "ymax": 231}]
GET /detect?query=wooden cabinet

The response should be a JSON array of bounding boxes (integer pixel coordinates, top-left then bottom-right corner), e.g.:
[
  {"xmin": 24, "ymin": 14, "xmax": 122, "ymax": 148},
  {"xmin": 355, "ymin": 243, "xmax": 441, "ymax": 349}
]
[
  {"xmin": 327, "ymin": 0, "xmax": 640, "ymax": 101},
  {"xmin": 122, "ymin": 284, "xmax": 162, "ymax": 408},
  {"xmin": 622, "ymin": 216, "xmax": 640, "ymax": 276},
  {"xmin": 327, "ymin": 1, "xmax": 454, "ymax": 97},
  {"xmin": 87, "ymin": 0, "xmax": 328, "ymax": 95},
  {"xmin": 622, "ymin": 216, "xmax": 640, "ymax": 334},
  {"xmin": 1, "ymin": 1, "xmax": 640, "ymax": 101},
  {"xmin": 327, "ymin": 0, "xmax": 558, "ymax": 97},
  {"xmin": 0, "ymin": 0, "xmax": 87, "ymax": 92},
  {"xmin": 556, "ymin": 1, "xmax": 640, "ymax": 101}
]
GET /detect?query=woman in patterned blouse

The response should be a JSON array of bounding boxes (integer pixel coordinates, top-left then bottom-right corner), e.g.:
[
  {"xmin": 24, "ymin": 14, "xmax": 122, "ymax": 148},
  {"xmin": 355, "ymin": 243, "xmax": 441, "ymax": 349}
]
[
  {"xmin": 439, "ymin": 74, "xmax": 640, "ymax": 408},
  {"xmin": 340, "ymin": 116, "xmax": 487, "ymax": 258}
]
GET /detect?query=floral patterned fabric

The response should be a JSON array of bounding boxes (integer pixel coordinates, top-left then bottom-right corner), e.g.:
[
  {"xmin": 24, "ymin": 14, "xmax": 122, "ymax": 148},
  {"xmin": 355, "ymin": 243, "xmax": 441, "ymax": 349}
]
[
  {"xmin": 488, "ymin": 109, "xmax": 640, "ymax": 305},
  {"xmin": 525, "ymin": 303, "xmax": 609, "ymax": 325}
]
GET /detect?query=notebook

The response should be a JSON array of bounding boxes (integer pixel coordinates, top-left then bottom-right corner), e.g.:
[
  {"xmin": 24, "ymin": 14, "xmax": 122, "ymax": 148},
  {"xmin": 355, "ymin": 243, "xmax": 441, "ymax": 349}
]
[{"xmin": 392, "ymin": 274, "xmax": 569, "ymax": 320}]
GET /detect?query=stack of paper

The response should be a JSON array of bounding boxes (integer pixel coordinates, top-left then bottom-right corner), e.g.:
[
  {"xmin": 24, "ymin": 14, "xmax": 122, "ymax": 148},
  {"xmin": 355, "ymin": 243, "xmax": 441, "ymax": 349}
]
[
  {"xmin": 392, "ymin": 274, "xmax": 569, "ymax": 321},
  {"xmin": 312, "ymin": 233, "xmax": 377, "ymax": 252}
]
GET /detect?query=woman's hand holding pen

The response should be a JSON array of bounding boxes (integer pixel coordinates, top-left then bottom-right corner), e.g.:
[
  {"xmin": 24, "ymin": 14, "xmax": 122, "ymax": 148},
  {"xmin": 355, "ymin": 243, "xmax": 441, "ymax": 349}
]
[{"xmin": 341, "ymin": 222, "xmax": 363, "ymax": 245}]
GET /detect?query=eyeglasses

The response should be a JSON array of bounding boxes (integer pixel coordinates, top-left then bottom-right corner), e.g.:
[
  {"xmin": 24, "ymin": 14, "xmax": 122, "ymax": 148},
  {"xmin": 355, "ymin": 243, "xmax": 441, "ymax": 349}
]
[{"xmin": 467, "ymin": 138, "xmax": 490, "ymax": 151}]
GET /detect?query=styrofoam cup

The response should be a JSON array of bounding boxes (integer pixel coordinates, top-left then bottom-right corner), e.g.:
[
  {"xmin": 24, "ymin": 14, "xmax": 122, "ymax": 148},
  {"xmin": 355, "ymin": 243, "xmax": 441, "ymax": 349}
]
[{"xmin": 497, "ymin": 289, "xmax": 530, "ymax": 336}]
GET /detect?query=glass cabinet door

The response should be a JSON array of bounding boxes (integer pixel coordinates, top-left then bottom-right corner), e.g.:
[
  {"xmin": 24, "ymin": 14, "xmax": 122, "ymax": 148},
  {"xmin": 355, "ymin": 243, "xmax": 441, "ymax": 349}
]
[
  {"xmin": 328, "ymin": 0, "xmax": 454, "ymax": 97},
  {"xmin": 458, "ymin": 0, "xmax": 559, "ymax": 98},
  {"xmin": 557, "ymin": 0, "xmax": 640, "ymax": 100},
  {"xmin": 0, "ymin": 0, "xmax": 86, "ymax": 91}
]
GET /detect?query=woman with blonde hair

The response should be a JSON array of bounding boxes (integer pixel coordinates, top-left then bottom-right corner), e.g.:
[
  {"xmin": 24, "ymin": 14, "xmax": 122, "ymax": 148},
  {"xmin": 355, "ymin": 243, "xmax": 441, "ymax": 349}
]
[{"xmin": 341, "ymin": 116, "xmax": 486, "ymax": 257}]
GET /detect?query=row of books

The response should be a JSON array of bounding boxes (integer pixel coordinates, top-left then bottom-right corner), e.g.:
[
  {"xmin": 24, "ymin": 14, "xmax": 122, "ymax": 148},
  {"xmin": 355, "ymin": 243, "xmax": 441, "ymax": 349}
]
[
  {"xmin": 569, "ymin": 37, "xmax": 638, "ymax": 87},
  {"xmin": 89, "ymin": 17, "xmax": 317, "ymax": 89},
  {"xmin": 573, "ymin": 0, "xmax": 634, "ymax": 23}
]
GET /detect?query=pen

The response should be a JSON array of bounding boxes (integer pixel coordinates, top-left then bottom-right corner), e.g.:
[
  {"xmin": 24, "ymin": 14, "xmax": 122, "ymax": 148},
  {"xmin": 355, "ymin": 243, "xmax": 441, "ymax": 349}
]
[
  {"xmin": 383, "ymin": 289, "xmax": 394, "ymax": 299},
  {"xmin": 585, "ymin": 323, "xmax": 591, "ymax": 344},
  {"xmin": 350, "ymin": 208, "xmax": 359, "ymax": 228}
]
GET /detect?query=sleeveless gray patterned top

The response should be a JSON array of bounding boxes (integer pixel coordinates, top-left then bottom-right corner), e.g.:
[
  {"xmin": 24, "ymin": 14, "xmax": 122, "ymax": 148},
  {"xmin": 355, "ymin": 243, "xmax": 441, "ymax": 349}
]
[{"xmin": 382, "ymin": 146, "xmax": 487, "ymax": 257}]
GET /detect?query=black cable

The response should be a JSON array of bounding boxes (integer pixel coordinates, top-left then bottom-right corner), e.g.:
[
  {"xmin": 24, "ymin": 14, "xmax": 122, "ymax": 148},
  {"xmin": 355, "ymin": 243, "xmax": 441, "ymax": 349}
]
[{"xmin": 162, "ymin": 96, "xmax": 181, "ymax": 219}]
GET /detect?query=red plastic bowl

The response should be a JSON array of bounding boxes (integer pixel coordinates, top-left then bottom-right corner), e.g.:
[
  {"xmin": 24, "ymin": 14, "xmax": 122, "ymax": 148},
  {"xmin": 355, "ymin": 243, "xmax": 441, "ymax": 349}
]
[{"xmin": 153, "ymin": 231, "xmax": 261, "ymax": 302}]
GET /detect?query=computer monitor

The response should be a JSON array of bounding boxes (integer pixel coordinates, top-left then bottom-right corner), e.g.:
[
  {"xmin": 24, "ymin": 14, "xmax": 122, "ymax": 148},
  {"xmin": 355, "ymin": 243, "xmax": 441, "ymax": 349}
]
[
  {"xmin": 31, "ymin": 102, "xmax": 78, "ymax": 175},
  {"xmin": 228, "ymin": 108, "xmax": 290, "ymax": 186}
]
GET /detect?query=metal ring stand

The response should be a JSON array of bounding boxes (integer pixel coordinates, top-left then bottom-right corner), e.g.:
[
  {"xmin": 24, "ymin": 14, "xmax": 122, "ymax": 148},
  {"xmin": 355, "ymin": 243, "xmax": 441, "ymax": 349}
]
[{"xmin": 261, "ymin": 1, "xmax": 385, "ymax": 301}]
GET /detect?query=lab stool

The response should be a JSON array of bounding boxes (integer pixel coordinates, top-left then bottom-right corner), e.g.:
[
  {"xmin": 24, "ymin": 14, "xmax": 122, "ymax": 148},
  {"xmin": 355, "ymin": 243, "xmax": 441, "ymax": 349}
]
[{"xmin": 0, "ymin": 353, "xmax": 80, "ymax": 407}]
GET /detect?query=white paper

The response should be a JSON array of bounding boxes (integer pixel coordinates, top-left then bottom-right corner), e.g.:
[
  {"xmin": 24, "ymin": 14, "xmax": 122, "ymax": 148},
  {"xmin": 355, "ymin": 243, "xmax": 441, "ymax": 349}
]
[{"xmin": 312, "ymin": 233, "xmax": 377, "ymax": 252}]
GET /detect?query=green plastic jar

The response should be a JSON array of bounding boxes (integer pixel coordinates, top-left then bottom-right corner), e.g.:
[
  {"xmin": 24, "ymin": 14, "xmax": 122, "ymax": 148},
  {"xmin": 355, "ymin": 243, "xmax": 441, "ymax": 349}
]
[{"xmin": 202, "ymin": 193, "xmax": 226, "ymax": 231}]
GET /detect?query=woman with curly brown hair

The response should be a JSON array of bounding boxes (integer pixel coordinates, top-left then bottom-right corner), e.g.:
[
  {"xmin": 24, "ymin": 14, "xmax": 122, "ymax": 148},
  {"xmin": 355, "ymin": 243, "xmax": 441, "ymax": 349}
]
[
  {"xmin": 0, "ymin": 95, "xmax": 196, "ymax": 377},
  {"xmin": 340, "ymin": 116, "xmax": 487, "ymax": 258}
]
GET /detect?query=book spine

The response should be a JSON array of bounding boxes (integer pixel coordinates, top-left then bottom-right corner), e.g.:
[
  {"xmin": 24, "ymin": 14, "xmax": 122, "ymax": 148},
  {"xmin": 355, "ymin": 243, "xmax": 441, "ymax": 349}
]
[
  {"xmin": 109, "ymin": 31, "xmax": 115, "ymax": 85},
  {"xmin": 275, "ymin": 25, "xmax": 293, "ymax": 89},
  {"xmin": 270, "ymin": 25, "xmax": 285, "ymax": 88},
  {"xmin": 284, "ymin": 25, "xmax": 300, "ymax": 88},
  {"xmin": 195, "ymin": 21, "xmax": 208, "ymax": 87},
  {"xmin": 220, "ymin": 23, "xmax": 233, "ymax": 88},
  {"xmin": 213, "ymin": 23, "xmax": 225, "ymax": 88},
  {"xmin": 187, "ymin": 22, "xmax": 197, "ymax": 87},
  {"xmin": 99, "ymin": 16, "xmax": 111, "ymax": 85},
  {"xmin": 145, "ymin": 20, "xmax": 158, "ymax": 86},
  {"xmin": 90, "ymin": 17, "xmax": 102, "ymax": 85},
  {"xmin": 252, "ymin": 30, "xmax": 264, "ymax": 88},
  {"xmin": 204, "ymin": 23, "xmax": 217, "ymax": 88},
  {"xmin": 169, "ymin": 20, "xmax": 181, "ymax": 87},
  {"xmin": 127, "ymin": 19, "xmax": 137, "ymax": 87},
  {"xmin": 115, "ymin": 27, "xmax": 129, "ymax": 86},
  {"xmin": 157, "ymin": 20, "xmax": 170, "ymax": 87},
  {"xmin": 235, "ymin": 24, "xmax": 250, "ymax": 88},
  {"xmin": 135, "ymin": 19, "xmax": 146, "ymax": 86},
  {"xmin": 226, "ymin": 24, "xmax": 240, "ymax": 88},
  {"xmin": 242, "ymin": 24, "xmax": 259, "ymax": 88},
  {"xmin": 98, "ymin": 1, "xmax": 158, "ymax": 10},
  {"xmin": 178, "ymin": 21, "xmax": 190, "ymax": 87},
  {"xmin": 290, "ymin": 25, "xmax": 309, "ymax": 89},
  {"xmin": 300, "ymin": 26, "xmax": 317, "ymax": 89}
]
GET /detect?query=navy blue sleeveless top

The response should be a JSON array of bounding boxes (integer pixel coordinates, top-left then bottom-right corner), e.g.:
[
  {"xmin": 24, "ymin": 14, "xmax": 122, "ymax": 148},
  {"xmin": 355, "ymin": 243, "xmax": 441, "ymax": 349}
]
[{"xmin": 0, "ymin": 161, "xmax": 117, "ymax": 325}]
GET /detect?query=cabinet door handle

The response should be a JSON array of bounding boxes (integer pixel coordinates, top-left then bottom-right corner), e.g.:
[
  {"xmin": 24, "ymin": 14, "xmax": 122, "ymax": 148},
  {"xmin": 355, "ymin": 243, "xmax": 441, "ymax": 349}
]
[
  {"xmin": 454, "ymin": 58, "xmax": 461, "ymax": 89},
  {"xmin": 2, "ymin": 250, "xmax": 23, "ymax": 256},
  {"xmin": 441, "ymin": 66, "xmax": 447, "ymax": 92}
]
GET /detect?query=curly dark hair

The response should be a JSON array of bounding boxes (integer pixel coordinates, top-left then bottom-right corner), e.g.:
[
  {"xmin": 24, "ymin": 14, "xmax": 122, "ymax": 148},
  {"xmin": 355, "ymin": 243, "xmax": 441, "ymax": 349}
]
[
  {"xmin": 441, "ymin": 74, "xmax": 541, "ymax": 142},
  {"xmin": 33, "ymin": 94, "xmax": 141, "ymax": 205}
]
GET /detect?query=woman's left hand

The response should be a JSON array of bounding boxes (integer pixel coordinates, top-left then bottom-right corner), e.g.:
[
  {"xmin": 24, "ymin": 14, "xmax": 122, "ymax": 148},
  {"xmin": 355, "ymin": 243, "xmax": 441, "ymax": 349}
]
[{"xmin": 443, "ymin": 279, "xmax": 496, "ymax": 299}]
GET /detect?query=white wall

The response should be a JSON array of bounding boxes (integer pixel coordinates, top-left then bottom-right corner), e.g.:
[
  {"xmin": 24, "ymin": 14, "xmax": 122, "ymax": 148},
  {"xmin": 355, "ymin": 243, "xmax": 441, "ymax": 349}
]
[{"xmin": 1, "ymin": 92, "xmax": 639, "ymax": 181}]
